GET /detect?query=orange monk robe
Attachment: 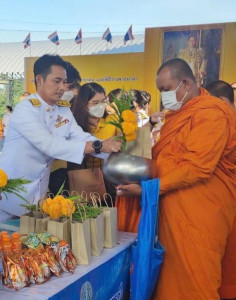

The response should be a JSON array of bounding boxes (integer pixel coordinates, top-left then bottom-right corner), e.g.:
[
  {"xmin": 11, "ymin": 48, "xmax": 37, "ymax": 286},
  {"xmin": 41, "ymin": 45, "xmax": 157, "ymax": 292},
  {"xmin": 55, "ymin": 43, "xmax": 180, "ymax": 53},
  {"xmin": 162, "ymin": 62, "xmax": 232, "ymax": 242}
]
[
  {"xmin": 116, "ymin": 196, "xmax": 141, "ymax": 233},
  {"xmin": 219, "ymin": 108, "xmax": 236, "ymax": 300},
  {"xmin": 219, "ymin": 215, "xmax": 236, "ymax": 299},
  {"xmin": 151, "ymin": 88, "xmax": 236, "ymax": 300}
]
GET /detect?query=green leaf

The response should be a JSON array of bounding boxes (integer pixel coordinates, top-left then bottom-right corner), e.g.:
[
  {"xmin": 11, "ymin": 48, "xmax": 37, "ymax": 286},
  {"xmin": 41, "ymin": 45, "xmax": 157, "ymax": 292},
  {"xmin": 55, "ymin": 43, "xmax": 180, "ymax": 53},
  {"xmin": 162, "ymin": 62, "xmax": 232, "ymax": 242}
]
[
  {"xmin": 106, "ymin": 120, "xmax": 123, "ymax": 131},
  {"xmin": 113, "ymin": 135, "xmax": 125, "ymax": 141},
  {"xmin": 56, "ymin": 180, "xmax": 65, "ymax": 196}
]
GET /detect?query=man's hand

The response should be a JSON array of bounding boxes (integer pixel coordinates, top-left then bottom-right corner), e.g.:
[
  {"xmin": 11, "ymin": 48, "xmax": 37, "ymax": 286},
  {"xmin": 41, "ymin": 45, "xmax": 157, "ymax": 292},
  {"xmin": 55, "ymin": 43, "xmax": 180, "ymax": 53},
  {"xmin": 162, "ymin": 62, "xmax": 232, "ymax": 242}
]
[
  {"xmin": 116, "ymin": 184, "xmax": 142, "ymax": 197},
  {"xmin": 101, "ymin": 138, "xmax": 122, "ymax": 153},
  {"xmin": 150, "ymin": 111, "xmax": 165, "ymax": 124}
]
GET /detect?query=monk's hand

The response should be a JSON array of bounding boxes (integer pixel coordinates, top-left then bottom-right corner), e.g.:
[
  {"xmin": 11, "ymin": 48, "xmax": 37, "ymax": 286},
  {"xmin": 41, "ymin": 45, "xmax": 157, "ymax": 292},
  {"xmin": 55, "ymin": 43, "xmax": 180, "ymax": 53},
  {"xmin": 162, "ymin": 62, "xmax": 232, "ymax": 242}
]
[
  {"xmin": 102, "ymin": 138, "xmax": 122, "ymax": 153},
  {"xmin": 150, "ymin": 111, "xmax": 165, "ymax": 124},
  {"xmin": 116, "ymin": 184, "xmax": 142, "ymax": 197}
]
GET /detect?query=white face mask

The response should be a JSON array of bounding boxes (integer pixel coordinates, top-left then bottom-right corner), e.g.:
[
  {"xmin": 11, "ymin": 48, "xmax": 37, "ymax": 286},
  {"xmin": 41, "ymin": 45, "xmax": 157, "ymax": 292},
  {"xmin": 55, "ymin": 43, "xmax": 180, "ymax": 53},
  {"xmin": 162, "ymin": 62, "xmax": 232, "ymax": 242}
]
[
  {"xmin": 161, "ymin": 81, "xmax": 188, "ymax": 111},
  {"xmin": 89, "ymin": 103, "xmax": 107, "ymax": 118},
  {"xmin": 62, "ymin": 90, "xmax": 74, "ymax": 102}
]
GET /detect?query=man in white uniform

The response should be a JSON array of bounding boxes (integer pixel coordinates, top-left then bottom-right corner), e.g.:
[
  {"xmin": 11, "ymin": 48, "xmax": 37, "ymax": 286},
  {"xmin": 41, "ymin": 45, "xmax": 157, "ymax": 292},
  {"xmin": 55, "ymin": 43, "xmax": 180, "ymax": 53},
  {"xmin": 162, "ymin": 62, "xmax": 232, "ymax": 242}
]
[{"xmin": 0, "ymin": 54, "xmax": 121, "ymax": 221}]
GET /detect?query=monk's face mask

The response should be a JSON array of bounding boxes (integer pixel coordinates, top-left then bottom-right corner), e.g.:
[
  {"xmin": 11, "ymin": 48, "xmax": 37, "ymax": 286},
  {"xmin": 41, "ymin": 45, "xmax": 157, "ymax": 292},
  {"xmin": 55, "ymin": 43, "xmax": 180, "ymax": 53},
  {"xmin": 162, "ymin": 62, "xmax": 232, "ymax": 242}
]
[{"xmin": 161, "ymin": 81, "xmax": 188, "ymax": 111}]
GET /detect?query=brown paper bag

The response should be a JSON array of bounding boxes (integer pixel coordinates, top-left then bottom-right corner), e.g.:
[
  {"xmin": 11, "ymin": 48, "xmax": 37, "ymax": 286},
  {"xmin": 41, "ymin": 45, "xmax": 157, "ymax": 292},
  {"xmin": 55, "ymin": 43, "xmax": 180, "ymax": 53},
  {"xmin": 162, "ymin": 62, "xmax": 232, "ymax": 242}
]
[
  {"xmin": 67, "ymin": 168, "xmax": 106, "ymax": 199},
  {"xmin": 35, "ymin": 216, "xmax": 50, "ymax": 233},
  {"xmin": 20, "ymin": 212, "xmax": 36, "ymax": 234},
  {"xmin": 126, "ymin": 127, "xmax": 152, "ymax": 159},
  {"xmin": 71, "ymin": 219, "xmax": 91, "ymax": 265},
  {"xmin": 90, "ymin": 212, "xmax": 104, "ymax": 256},
  {"xmin": 103, "ymin": 206, "xmax": 118, "ymax": 248},
  {"xmin": 47, "ymin": 218, "xmax": 71, "ymax": 245}
]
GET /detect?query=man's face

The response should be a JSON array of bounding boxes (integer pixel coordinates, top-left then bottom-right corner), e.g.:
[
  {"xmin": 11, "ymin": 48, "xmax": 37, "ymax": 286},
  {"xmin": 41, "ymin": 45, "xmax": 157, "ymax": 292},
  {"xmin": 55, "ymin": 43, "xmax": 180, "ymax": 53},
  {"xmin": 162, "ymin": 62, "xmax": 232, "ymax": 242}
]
[
  {"xmin": 156, "ymin": 67, "xmax": 187, "ymax": 103},
  {"xmin": 232, "ymin": 83, "xmax": 236, "ymax": 109},
  {"xmin": 36, "ymin": 65, "xmax": 67, "ymax": 105},
  {"xmin": 188, "ymin": 37, "xmax": 196, "ymax": 48}
]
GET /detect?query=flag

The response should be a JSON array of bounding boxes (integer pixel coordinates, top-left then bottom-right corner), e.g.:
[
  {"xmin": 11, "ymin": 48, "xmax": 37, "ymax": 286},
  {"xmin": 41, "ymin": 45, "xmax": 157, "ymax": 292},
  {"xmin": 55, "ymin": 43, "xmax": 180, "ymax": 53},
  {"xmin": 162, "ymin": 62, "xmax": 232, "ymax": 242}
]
[
  {"xmin": 48, "ymin": 31, "xmax": 59, "ymax": 45},
  {"xmin": 124, "ymin": 25, "xmax": 134, "ymax": 45},
  {"xmin": 75, "ymin": 29, "xmax": 82, "ymax": 44},
  {"xmin": 102, "ymin": 27, "xmax": 112, "ymax": 43},
  {"xmin": 23, "ymin": 33, "xmax": 31, "ymax": 49}
]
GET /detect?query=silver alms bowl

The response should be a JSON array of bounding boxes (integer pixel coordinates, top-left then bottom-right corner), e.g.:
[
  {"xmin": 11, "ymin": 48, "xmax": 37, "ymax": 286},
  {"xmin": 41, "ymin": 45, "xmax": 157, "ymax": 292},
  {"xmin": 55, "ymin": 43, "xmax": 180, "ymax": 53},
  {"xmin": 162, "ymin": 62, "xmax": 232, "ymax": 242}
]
[{"xmin": 102, "ymin": 152, "xmax": 155, "ymax": 185}]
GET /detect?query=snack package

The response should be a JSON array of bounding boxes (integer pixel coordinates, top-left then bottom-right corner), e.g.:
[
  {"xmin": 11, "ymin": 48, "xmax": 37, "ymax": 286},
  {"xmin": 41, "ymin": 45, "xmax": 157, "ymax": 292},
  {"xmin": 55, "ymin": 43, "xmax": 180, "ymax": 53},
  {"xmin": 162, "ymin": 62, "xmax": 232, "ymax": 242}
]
[
  {"xmin": 22, "ymin": 233, "xmax": 44, "ymax": 251},
  {"xmin": 52, "ymin": 240, "xmax": 76, "ymax": 273},
  {"xmin": 37, "ymin": 232, "xmax": 60, "ymax": 245},
  {"xmin": 43, "ymin": 246, "xmax": 61, "ymax": 277},
  {"xmin": 3, "ymin": 255, "xmax": 13, "ymax": 288},
  {"xmin": 23, "ymin": 249, "xmax": 50, "ymax": 284},
  {"xmin": 21, "ymin": 253, "xmax": 35, "ymax": 284},
  {"xmin": 4, "ymin": 255, "xmax": 29, "ymax": 291},
  {"xmin": 37, "ymin": 233, "xmax": 52, "ymax": 245}
]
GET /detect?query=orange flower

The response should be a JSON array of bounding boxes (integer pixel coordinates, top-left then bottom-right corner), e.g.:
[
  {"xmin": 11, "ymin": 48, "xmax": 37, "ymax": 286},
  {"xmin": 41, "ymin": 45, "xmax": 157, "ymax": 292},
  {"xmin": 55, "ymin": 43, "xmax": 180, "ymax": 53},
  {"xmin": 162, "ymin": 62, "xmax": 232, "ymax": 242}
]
[
  {"xmin": 42, "ymin": 198, "xmax": 53, "ymax": 215},
  {"xmin": 121, "ymin": 122, "xmax": 137, "ymax": 136},
  {"xmin": 61, "ymin": 199, "xmax": 75, "ymax": 216},
  {"xmin": 53, "ymin": 195, "xmax": 65, "ymax": 203},
  {"xmin": 48, "ymin": 202, "xmax": 62, "ymax": 219},
  {"xmin": 121, "ymin": 110, "xmax": 136, "ymax": 123},
  {"xmin": 125, "ymin": 132, "xmax": 137, "ymax": 142},
  {"xmin": 0, "ymin": 169, "xmax": 8, "ymax": 187}
]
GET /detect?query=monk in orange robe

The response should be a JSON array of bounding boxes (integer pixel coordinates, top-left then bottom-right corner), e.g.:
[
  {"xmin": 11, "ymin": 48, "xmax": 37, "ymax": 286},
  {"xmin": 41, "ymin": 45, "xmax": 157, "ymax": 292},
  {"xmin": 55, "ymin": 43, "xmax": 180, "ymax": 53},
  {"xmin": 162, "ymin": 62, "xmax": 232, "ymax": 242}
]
[
  {"xmin": 206, "ymin": 80, "xmax": 236, "ymax": 300},
  {"xmin": 116, "ymin": 58, "xmax": 236, "ymax": 300}
]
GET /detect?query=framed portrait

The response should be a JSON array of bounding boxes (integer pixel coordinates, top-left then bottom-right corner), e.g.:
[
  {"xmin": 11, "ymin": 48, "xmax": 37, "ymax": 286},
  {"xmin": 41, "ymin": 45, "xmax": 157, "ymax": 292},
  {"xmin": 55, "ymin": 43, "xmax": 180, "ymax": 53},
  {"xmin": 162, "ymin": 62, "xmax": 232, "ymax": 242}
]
[{"xmin": 162, "ymin": 27, "xmax": 223, "ymax": 87}]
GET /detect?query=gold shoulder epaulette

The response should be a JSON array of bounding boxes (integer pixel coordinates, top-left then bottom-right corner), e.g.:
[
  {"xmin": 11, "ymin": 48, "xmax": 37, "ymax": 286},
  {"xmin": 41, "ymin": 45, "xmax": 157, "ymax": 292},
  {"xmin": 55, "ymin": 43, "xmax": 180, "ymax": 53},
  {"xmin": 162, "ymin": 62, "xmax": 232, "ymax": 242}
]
[
  {"xmin": 57, "ymin": 100, "xmax": 71, "ymax": 107},
  {"xmin": 140, "ymin": 112, "xmax": 148, "ymax": 119},
  {"xmin": 29, "ymin": 98, "xmax": 41, "ymax": 107}
]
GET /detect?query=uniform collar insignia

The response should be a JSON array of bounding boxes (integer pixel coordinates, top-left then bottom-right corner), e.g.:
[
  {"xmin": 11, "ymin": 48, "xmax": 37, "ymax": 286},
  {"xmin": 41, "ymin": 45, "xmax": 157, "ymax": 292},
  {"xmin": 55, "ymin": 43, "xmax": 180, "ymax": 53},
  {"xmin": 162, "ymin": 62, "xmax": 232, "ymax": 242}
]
[
  {"xmin": 56, "ymin": 115, "xmax": 63, "ymax": 122},
  {"xmin": 29, "ymin": 98, "xmax": 41, "ymax": 107},
  {"xmin": 57, "ymin": 100, "xmax": 71, "ymax": 107}
]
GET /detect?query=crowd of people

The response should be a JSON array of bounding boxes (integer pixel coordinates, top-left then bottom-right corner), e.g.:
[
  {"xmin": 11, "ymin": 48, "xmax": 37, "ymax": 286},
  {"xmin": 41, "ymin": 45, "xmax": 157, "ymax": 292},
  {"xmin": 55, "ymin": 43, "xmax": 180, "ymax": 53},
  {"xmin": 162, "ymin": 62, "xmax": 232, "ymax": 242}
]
[{"xmin": 0, "ymin": 53, "xmax": 235, "ymax": 300}]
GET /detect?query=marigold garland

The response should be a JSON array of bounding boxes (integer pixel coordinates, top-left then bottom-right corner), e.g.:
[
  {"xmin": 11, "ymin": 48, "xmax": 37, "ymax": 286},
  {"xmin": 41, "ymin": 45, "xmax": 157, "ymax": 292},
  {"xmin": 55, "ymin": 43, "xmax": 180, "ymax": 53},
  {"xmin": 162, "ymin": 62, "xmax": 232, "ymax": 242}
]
[
  {"xmin": 125, "ymin": 132, "xmax": 137, "ymax": 142},
  {"xmin": 121, "ymin": 110, "xmax": 137, "ymax": 123},
  {"xmin": 106, "ymin": 91, "xmax": 138, "ymax": 150},
  {"xmin": 0, "ymin": 169, "xmax": 8, "ymax": 187},
  {"xmin": 42, "ymin": 198, "xmax": 53, "ymax": 215},
  {"xmin": 42, "ymin": 195, "xmax": 76, "ymax": 219},
  {"xmin": 0, "ymin": 168, "xmax": 31, "ymax": 205},
  {"xmin": 121, "ymin": 122, "xmax": 137, "ymax": 136},
  {"xmin": 61, "ymin": 198, "xmax": 75, "ymax": 216},
  {"xmin": 48, "ymin": 202, "xmax": 61, "ymax": 219}
]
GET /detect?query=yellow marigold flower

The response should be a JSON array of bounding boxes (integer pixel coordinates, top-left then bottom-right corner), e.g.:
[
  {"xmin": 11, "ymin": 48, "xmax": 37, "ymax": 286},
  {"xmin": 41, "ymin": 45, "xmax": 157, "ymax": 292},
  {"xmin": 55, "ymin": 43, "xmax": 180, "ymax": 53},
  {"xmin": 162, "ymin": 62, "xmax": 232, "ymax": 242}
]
[
  {"xmin": 0, "ymin": 169, "xmax": 8, "ymax": 188},
  {"xmin": 42, "ymin": 198, "xmax": 53, "ymax": 215},
  {"xmin": 121, "ymin": 122, "xmax": 137, "ymax": 136},
  {"xmin": 121, "ymin": 110, "xmax": 136, "ymax": 123},
  {"xmin": 53, "ymin": 195, "xmax": 65, "ymax": 203},
  {"xmin": 61, "ymin": 199, "xmax": 75, "ymax": 217},
  {"xmin": 48, "ymin": 202, "xmax": 62, "ymax": 219},
  {"xmin": 125, "ymin": 132, "xmax": 137, "ymax": 142}
]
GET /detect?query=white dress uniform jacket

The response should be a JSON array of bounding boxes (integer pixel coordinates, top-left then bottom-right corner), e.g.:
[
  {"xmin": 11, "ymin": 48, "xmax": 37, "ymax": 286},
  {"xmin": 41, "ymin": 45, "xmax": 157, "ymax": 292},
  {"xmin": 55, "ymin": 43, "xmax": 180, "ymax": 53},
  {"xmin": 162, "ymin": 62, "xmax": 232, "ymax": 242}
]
[
  {"xmin": 0, "ymin": 93, "xmax": 96, "ymax": 216},
  {"xmin": 2, "ymin": 111, "xmax": 12, "ymax": 136}
]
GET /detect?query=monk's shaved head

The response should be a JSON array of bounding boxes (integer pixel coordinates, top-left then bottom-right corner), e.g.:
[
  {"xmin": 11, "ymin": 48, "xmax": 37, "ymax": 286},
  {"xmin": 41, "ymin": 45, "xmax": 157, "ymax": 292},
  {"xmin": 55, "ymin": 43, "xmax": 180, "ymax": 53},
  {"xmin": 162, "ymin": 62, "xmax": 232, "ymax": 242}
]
[
  {"xmin": 157, "ymin": 58, "xmax": 196, "ymax": 83},
  {"xmin": 206, "ymin": 80, "xmax": 234, "ymax": 105}
]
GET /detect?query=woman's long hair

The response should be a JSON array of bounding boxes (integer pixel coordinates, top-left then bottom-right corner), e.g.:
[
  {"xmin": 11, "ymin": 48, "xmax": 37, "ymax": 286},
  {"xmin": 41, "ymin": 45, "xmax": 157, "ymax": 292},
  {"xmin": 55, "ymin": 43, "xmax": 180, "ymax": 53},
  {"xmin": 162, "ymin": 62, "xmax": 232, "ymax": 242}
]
[{"xmin": 72, "ymin": 82, "xmax": 105, "ymax": 132}]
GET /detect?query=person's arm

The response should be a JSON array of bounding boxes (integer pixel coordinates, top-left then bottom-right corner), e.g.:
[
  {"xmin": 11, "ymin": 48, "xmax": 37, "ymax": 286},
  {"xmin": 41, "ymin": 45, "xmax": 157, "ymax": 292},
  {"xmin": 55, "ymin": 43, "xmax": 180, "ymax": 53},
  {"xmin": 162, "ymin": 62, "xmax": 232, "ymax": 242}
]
[
  {"xmin": 11, "ymin": 104, "xmax": 119, "ymax": 165},
  {"xmin": 159, "ymin": 108, "xmax": 228, "ymax": 194}
]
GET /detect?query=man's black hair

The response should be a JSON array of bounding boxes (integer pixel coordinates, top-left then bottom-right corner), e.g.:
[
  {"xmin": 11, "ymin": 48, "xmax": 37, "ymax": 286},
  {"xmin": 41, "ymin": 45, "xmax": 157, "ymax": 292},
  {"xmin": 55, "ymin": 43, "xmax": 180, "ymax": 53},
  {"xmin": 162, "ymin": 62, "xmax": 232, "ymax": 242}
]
[
  {"xmin": 6, "ymin": 105, "xmax": 13, "ymax": 112},
  {"xmin": 66, "ymin": 62, "xmax": 81, "ymax": 84},
  {"xmin": 33, "ymin": 54, "xmax": 67, "ymax": 82},
  {"xmin": 206, "ymin": 80, "xmax": 234, "ymax": 104},
  {"xmin": 157, "ymin": 58, "xmax": 196, "ymax": 83}
]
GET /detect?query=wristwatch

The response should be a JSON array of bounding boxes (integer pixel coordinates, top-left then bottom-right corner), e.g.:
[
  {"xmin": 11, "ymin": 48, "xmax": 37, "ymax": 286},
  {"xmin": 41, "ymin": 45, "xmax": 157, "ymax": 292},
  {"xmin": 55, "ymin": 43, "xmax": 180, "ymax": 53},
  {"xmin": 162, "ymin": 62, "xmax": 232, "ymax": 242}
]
[{"xmin": 92, "ymin": 140, "xmax": 102, "ymax": 154}]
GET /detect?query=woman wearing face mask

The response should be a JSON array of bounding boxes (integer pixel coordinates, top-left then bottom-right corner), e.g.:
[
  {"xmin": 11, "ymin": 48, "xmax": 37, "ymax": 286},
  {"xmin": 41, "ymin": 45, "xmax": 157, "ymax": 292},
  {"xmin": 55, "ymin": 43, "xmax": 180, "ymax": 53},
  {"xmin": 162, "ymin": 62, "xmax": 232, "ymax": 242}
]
[{"xmin": 68, "ymin": 82, "xmax": 119, "ymax": 203}]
